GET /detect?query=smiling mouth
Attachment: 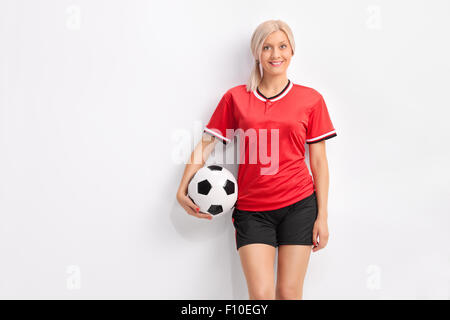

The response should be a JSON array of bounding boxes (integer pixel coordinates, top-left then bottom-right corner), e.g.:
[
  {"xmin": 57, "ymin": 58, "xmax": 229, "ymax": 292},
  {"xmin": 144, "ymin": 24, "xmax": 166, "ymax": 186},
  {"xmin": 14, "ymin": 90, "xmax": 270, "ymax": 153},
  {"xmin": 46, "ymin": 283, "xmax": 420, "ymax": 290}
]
[{"xmin": 269, "ymin": 61, "xmax": 284, "ymax": 66}]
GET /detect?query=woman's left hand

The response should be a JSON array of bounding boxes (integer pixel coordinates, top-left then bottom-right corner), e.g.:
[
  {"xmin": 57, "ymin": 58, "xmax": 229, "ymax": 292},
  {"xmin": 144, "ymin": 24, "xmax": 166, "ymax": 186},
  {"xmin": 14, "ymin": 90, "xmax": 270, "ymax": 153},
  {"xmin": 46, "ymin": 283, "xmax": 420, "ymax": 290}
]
[{"xmin": 312, "ymin": 216, "xmax": 329, "ymax": 252}]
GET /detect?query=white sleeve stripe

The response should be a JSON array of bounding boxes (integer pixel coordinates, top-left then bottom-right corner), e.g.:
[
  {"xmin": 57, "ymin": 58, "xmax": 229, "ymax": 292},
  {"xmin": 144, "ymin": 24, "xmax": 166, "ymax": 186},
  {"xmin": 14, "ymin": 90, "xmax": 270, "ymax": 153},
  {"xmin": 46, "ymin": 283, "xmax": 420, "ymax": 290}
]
[
  {"xmin": 306, "ymin": 130, "xmax": 336, "ymax": 142},
  {"xmin": 204, "ymin": 127, "xmax": 230, "ymax": 142}
]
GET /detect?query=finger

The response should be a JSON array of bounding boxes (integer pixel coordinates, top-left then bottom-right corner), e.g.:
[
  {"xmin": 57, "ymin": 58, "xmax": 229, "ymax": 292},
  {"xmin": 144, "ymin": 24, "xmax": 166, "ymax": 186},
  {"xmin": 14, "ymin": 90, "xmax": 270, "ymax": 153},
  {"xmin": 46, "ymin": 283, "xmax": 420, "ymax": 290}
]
[
  {"xmin": 188, "ymin": 203, "xmax": 205, "ymax": 218},
  {"xmin": 197, "ymin": 212, "xmax": 213, "ymax": 220},
  {"xmin": 183, "ymin": 199, "xmax": 212, "ymax": 220},
  {"xmin": 316, "ymin": 243, "xmax": 325, "ymax": 252},
  {"xmin": 183, "ymin": 194, "xmax": 199, "ymax": 209},
  {"xmin": 312, "ymin": 229, "xmax": 318, "ymax": 247},
  {"xmin": 184, "ymin": 205, "xmax": 197, "ymax": 216},
  {"xmin": 193, "ymin": 206, "xmax": 210, "ymax": 219},
  {"xmin": 312, "ymin": 242, "xmax": 320, "ymax": 252},
  {"xmin": 312, "ymin": 232, "xmax": 319, "ymax": 252},
  {"xmin": 313, "ymin": 239, "xmax": 327, "ymax": 252},
  {"xmin": 186, "ymin": 198, "xmax": 200, "ymax": 213},
  {"xmin": 193, "ymin": 207, "xmax": 212, "ymax": 220}
]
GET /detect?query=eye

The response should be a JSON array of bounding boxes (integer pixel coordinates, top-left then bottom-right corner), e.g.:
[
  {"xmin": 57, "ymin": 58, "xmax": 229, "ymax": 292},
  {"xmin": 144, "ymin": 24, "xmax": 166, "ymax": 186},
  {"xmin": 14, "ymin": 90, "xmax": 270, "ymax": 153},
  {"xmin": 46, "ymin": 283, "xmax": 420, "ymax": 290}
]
[
  {"xmin": 263, "ymin": 46, "xmax": 270, "ymax": 50},
  {"xmin": 281, "ymin": 44, "xmax": 287, "ymax": 48}
]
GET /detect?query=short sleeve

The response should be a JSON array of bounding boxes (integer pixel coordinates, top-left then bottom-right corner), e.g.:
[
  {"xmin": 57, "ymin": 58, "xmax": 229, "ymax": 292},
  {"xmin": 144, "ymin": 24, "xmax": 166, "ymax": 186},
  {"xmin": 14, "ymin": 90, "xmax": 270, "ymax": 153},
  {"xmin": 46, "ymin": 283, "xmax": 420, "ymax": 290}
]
[
  {"xmin": 203, "ymin": 91, "xmax": 237, "ymax": 145},
  {"xmin": 305, "ymin": 94, "xmax": 337, "ymax": 144}
]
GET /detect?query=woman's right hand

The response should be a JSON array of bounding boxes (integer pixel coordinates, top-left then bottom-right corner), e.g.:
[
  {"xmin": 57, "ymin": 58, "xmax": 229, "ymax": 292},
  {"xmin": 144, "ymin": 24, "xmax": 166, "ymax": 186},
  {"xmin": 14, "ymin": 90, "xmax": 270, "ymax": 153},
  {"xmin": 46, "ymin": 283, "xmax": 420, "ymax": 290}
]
[{"xmin": 177, "ymin": 192, "xmax": 213, "ymax": 220}]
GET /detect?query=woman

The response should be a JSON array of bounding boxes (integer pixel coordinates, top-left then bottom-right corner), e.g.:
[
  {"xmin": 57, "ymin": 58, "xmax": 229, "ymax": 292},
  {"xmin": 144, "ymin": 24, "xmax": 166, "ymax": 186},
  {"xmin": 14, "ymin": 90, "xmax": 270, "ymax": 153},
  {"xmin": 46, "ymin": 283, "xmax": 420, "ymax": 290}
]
[{"xmin": 176, "ymin": 19, "xmax": 337, "ymax": 300}]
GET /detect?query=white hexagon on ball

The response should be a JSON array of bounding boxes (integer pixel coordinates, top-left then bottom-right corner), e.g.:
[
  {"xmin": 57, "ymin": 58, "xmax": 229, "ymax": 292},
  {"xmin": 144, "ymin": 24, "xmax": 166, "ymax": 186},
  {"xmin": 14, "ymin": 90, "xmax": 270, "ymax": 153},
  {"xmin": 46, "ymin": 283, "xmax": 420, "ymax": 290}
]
[{"xmin": 187, "ymin": 165, "xmax": 238, "ymax": 216}]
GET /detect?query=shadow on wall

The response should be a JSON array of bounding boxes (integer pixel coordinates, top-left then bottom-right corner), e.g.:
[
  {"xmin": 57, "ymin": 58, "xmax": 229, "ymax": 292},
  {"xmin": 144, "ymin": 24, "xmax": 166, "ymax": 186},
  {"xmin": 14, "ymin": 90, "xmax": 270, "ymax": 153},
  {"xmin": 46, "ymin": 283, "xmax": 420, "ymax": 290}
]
[{"xmin": 168, "ymin": 139, "xmax": 248, "ymax": 299}]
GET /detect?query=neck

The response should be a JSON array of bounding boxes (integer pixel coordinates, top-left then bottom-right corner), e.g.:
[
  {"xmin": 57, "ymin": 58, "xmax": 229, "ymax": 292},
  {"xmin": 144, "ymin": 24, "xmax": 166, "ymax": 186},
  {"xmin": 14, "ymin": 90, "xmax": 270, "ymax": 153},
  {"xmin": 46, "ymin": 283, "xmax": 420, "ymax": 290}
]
[{"xmin": 258, "ymin": 74, "xmax": 289, "ymax": 93}]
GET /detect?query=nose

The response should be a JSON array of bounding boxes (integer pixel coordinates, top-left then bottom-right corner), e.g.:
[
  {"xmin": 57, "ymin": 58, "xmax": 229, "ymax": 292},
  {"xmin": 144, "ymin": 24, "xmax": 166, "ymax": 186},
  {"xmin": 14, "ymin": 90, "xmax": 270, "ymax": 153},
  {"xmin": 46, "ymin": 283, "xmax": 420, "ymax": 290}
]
[{"xmin": 271, "ymin": 48, "xmax": 281, "ymax": 59}]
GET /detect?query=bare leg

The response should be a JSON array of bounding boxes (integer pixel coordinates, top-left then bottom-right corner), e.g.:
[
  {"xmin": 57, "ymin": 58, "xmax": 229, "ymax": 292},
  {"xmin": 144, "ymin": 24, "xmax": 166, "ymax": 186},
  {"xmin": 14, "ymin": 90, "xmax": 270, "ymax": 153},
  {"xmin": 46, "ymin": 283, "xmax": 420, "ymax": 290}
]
[
  {"xmin": 238, "ymin": 243, "xmax": 277, "ymax": 300},
  {"xmin": 275, "ymin": 244, "xmax": 312, "ymax": 300}
]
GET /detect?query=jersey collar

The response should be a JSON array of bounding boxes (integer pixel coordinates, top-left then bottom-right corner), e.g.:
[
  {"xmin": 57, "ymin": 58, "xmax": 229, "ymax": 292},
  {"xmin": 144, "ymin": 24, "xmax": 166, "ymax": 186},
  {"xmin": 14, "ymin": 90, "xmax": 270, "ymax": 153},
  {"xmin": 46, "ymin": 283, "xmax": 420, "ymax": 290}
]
[{"xmin": 253, "ymin": 79, "xmax": 293, "ymax": 102}]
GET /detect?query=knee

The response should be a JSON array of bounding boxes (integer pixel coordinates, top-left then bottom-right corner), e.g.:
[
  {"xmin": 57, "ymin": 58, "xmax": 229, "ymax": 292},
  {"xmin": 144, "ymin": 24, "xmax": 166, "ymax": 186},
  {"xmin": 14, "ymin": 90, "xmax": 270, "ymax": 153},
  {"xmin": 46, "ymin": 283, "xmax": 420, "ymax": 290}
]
[
  {"xmin": 249, "ymin": 287, "xmax": 275, "ymax": 300},
  {"xmin": 276, "ymin": 285, "xmax": 303, "ymax": 300}
]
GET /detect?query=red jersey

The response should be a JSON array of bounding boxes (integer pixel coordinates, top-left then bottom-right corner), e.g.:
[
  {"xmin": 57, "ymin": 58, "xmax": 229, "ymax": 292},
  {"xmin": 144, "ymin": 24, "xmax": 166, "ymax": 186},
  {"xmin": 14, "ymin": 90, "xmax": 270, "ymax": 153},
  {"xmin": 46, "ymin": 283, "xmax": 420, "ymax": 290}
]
[{"xmin": 204, "ymin": 80, "xmax": 337, "ymax": 211}]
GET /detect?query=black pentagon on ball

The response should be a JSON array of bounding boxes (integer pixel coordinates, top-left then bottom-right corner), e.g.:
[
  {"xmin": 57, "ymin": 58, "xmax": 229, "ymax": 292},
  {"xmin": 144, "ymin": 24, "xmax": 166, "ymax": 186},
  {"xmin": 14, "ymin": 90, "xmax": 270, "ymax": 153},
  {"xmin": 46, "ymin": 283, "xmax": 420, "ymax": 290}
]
[
  {"xmin": 223, "ymin": 179, "xmax": 235, "ymax": 195},
  {"xmin": 208, "ymin": 204, "xmax": 223, "ymax": 215},
  {"xmin": 197, "ymin": 179, "xmax": 212, "ymax": 195},
  {"xmin": 207, "ymin": 165, "xmax": 223, "ymax": 171}
]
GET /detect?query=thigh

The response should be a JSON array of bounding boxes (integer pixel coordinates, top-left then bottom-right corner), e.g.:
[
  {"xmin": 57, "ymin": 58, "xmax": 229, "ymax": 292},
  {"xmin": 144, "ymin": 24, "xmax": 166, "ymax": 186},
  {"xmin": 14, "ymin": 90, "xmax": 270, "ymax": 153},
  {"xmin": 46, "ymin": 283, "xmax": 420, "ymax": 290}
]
[
  {"xmin": 276, "ymin": 245, "xmax": 312, "ymax": 298},
  {"xmin": 238, "ymin": 243, "xmax": 277, "ymax": 299}
]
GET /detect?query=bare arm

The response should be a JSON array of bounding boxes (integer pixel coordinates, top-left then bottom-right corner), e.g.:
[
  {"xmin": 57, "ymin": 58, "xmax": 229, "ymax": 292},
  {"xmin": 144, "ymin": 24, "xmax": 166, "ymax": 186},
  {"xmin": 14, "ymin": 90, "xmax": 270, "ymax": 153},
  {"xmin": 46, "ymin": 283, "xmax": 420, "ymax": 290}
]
[
  {"xmin": 309, "ymin": 140, "xmax": 330, "ymax": 219},
  {"xmin": 309, "ymin": 140, "xmax": 330, "ymax": 251},
  {"xmin": 176, "ymin": 133, "xmax": 219, "ymax": 197},
  {"xmin": 176, "ymin": 133, "xmax": 220, "ymax": 219}
]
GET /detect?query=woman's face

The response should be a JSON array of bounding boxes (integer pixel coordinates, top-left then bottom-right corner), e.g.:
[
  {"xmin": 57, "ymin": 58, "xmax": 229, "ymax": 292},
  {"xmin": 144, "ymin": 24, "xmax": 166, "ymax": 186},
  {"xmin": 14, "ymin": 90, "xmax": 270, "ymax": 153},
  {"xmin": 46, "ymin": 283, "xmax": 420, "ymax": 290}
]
[{"xmin": 260, "ymin": 30, "xmax": 293, "ymax": 77}]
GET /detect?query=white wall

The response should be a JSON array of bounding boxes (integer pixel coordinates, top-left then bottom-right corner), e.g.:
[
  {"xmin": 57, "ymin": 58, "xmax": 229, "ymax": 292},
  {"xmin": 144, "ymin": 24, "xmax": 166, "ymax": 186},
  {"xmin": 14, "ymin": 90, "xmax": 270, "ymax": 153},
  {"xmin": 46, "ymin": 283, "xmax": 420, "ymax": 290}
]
[{"xmin": 0, "ymin": 0, "xmax": 449, "ymax": 299}]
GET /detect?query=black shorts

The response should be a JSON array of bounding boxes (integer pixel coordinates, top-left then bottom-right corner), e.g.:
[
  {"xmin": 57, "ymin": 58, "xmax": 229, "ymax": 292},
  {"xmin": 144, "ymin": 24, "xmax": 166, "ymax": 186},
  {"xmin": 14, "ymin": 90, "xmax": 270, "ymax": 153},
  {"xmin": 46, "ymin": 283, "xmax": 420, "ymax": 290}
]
[{"xmin": 231, "ymin": 192, "xmax": 318, "ymax": 251}]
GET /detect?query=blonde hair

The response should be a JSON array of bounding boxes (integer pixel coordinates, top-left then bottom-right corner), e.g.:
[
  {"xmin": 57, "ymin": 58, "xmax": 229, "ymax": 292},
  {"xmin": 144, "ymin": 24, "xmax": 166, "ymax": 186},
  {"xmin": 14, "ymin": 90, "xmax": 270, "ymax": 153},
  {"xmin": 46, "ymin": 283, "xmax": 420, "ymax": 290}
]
[{"xmin": 246, "ymin": 20, "xmax": 295, "ymax": 92}]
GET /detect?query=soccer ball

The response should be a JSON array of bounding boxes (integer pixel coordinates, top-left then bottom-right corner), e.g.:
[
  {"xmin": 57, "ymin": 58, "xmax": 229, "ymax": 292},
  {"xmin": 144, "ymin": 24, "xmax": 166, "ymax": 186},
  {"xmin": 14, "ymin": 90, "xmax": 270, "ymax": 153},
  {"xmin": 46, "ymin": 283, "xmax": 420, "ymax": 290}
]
[{"xmin": 187, "ymin": 165, "xmax": 238, "ymax": 216}]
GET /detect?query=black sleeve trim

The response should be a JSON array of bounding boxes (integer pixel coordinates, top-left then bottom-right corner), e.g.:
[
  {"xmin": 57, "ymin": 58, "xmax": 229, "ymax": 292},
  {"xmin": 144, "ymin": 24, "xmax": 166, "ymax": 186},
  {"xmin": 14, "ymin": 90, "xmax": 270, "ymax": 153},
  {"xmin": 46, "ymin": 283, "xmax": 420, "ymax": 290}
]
[
  {"xmin": 203, "ymin": 130, "xmax": 228, "ymax": 145},
  {"xmin": 306, "ymin": 133, "xmax": 337, "ymax": 144}
]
